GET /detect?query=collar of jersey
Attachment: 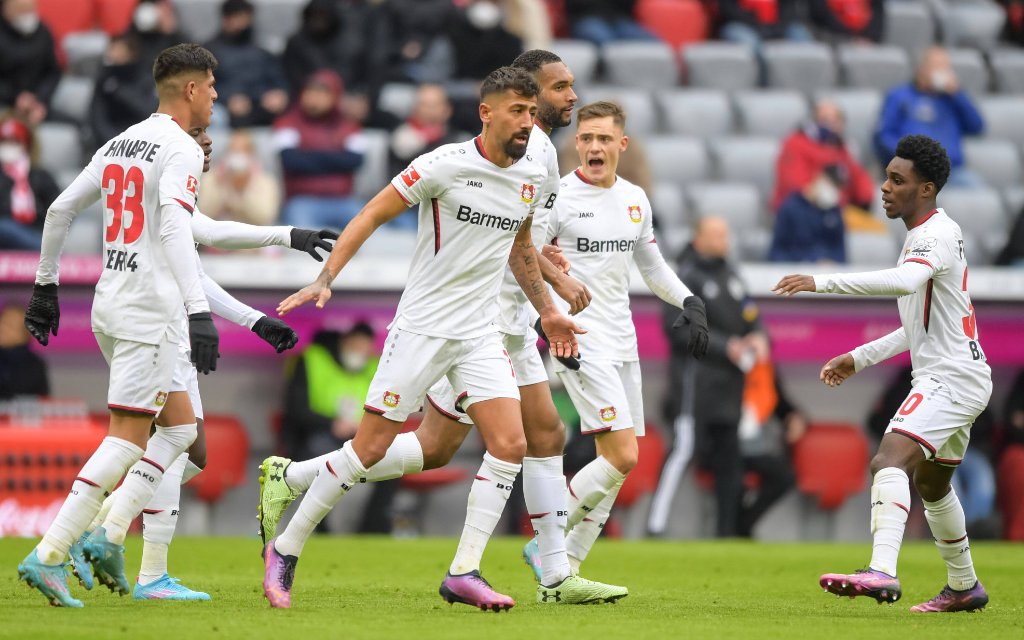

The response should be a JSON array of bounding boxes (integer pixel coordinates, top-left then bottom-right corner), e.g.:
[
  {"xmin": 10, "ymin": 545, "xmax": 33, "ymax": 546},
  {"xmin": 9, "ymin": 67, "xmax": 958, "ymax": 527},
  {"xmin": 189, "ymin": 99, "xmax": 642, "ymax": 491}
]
[{"xmin": 474, "ymin": 136, "xmax": 521, "ymax": 168}]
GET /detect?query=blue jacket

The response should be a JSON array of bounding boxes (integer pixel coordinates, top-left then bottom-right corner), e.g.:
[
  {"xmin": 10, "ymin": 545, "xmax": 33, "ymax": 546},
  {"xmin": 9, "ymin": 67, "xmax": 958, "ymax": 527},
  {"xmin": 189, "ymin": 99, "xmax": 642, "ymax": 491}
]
[
  {"xmin": 768, "ymin": 193, "xmax": 846, "ymax": 264},
  {"xmin": 874, "ymin": 83, "xmax": 984, "ymax": 168}
]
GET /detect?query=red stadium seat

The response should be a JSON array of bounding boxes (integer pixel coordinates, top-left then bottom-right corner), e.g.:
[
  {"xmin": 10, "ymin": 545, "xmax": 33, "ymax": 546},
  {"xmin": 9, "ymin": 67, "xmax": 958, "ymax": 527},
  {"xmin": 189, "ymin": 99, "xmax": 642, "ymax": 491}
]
[
  {"xmin": 187, "ymin": 415, "xmax": 249, "ymax": 503},
  {"xmin": 96, "ymin": 0, "xmax": 138, "ymax": 36},
  {"xmin": 636, "ymin": 0, "xmax": 709, "ymax": 50},
  {"xmin": 791, "ymin": 423, "xmax": 869, "ymax": 511},
  {"xmin": 37, "ymin": 0, "xmax": 96, "ymax": 66},
  {"xmin": 997, "ymin": 445, "xmax": 1024, "ymax": 541},
  {"xmin": 544, "ymin": 0, "xmax": 569, "ymax": 39}
]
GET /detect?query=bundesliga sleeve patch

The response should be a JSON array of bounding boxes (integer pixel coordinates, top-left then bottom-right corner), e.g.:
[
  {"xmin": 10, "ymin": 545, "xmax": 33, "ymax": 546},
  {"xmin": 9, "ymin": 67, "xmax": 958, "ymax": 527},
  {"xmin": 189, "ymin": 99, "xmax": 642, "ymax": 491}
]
[
  {"xmin": 401, "ymin": 166, "xmax": 421, "ymax": 188},
  {"xmin": 186, "ymin": 175, "xmax": 198, "ymax": 195}
]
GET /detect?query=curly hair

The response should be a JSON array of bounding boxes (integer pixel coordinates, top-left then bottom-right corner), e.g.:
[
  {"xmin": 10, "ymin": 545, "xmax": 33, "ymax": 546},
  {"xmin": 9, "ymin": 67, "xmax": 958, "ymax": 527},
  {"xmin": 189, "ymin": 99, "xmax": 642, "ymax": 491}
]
[
  {"xmin": 480, "ymin": 66, "xmax": 538, "ymax": 101},
  {"xmin": 895, "ymin": 134, "xmax": 951, "ymax": 193},
  {"xmin": 511, "ymin": 50, "xmax": 562, "ymax": 74}
]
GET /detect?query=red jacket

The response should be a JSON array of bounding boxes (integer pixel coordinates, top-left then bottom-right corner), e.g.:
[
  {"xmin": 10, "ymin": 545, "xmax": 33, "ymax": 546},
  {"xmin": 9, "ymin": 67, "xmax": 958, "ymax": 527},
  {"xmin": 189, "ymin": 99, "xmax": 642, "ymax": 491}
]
[{"xmin": 772, "ymin": 129, "xmax": 875, "ymax": 212}]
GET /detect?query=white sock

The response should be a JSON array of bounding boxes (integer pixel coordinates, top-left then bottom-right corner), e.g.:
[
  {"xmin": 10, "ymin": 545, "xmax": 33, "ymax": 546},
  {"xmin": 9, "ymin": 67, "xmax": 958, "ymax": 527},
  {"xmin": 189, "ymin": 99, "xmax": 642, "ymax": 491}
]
[
  {"xmin": 566, "ymin": 479, "xmax": 623, "ymax": 574},
  {"xmin": 449, "ymin": 452, "xmax": 521, "ymax": 575},
  {"xmin": 566, "ymin": 456, "xmax": 626, "ymax": 529},
  {"xmin": 924, "ymin": 487, "xmax": 978, "ymax": 591},
  {"xmin": 523, "ymin": 456, "xmax": 571, "ymax": 585},
  {"xmin": 284, "ymin": 453, "xmax": 333, "ymax": 493},
  {"xmin": 87, "ymin": 492, "xmax": 116, "ymax": 534},
  {"xmin": 181, "ymin": 459, "xmax": 202, "ymax": 484},
  {"xmin": 139, "ymin": 453, "xmax": 187, "ymax": 585},
  {"xmin": 103, "ymin": 423, "xmax": 197, "ymax": 545},
  {"xmin": 868, "ymin": 467, "xmax": 910, "ymax": 577},
  {"xmin": 36, "ymin": 437, "xmax": 143, "ymax": 564},
  {"xmin": 275, "ymin": 442, "xmax": 367, "ymax": 557},
  {"xmin": 364, "ymin": 432, "xmax": 423, "ymax": 482}
]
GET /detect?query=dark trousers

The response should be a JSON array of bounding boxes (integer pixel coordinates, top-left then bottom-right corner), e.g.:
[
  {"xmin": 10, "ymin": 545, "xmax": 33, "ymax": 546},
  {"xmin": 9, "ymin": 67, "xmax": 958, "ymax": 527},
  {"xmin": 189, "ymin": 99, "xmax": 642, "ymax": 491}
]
[
  {"xmin": 698, "ymin": 420, "xmax": 743, "ymax": 537},
  {"xmin": 739, "ymin": 453, "xmax": 796, "ymax": 537}
]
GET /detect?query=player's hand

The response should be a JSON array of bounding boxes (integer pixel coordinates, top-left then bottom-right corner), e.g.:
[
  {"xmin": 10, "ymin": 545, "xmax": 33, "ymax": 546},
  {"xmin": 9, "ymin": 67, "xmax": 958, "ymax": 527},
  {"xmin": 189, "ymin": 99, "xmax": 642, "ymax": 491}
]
[
  {"xmin": 552, "ymin": 274, "xmax": 591, "ymax": 315},
  {"xmin": 538, "ymin": 311, "xmax": 586, "ymax": 361},
  {"xmin": 672, "ymin": 296, "xmax": 708, "ymax": 360},
  {"xmin": 290, "ymin": 228, "xmax": 339, "ymax": 262},
  {"xmin": 252, "ymin": 316, "xmax": 299, "ymax": 353},
  {"xmin": 188, "ymin": 312, "xmax": 220, "ymax": 374},
  {"xmin": 820, "ymin": 353, "xmax": 855, "ymax": 388},
  {"xmin": 772, "ymin": 274, "xmax": 815, "ymax": 296},
  {"xmin": 533, "ymin": 318, "xmax": 580, "ymax": 370},
  {"xmin": 277, "ymin": 276, "xmax": 332, "ymax": 315},
  {"xmin": 25, "ymin": 283, "xmax": 60, "ymax": 346},
  {"xmin": 541, "ymin": 244, "xmax": 570, "ymax": 274}
]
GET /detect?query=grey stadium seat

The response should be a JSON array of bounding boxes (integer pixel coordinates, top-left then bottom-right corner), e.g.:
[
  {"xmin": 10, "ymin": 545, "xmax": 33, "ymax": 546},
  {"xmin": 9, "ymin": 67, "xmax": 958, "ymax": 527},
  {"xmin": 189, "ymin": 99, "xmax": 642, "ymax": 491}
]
[
  {"xmin": 377, "ymin": 83, "xmax": 418, "ymax": 121},
  {"xmin": 602, "ymin": 41, "xmax": 679, "ymax": 90},
  {"xmin": 681, "ymin": 42, "xmax": 757, "ymax": 91},
  {"xmin": 847, "ymin": 231, "xmax": 897, "ymax": 266},
  {"xmin": 939, "ymin": 0, "xmax": 1006, "ymax": 51},
  {"xmin": 551, "ymin": 39, "xmax": 600, "ymax": 87},
  {"xmin": 963, "ymin": 139, "xmax": 1023, "ymax": 189},
  {"xmin": 64, "ymin": 203, "xmax": 103, "ymax": 255},
  {"xmin": 883, "ymin": 1, "xmax": 936, "ymax": 56},
  {"xmin": 36, "ymin": 124, "xmax": 82, "ymax": 174},
  {"xmin": 353, "ymin": 128, "xmax": 390, "ymax": 201},
  {"xmin": 980, "ymin": 96, "xmax": 1024, "ymax": 146},
  {"xmin": 686, "ymin": 181, "xmax": 769, "ymax": 259},
  {"xmin": 989, "ymin": 48, "xmax": 1024, "ymax": 94},
  {"xmin": 657, "ymin": 89, "xmax": 734, "ymax": 138},
  {"xmin": 761, "ymin": 42, "xmax": 837, "ymax": 94},
  {"xmin": 645, "ymin": 136, "xmax": 710, "ymax": 184},
  {"xmin": 253, "ymin": 0, "xmax": 304, "ymax": 55},
  {"xmin": 581, "ymin": 86, "xmax": 657, "ymax": 135},
  {"xmin": 50, "ymin": 76, "xmax": 94, "ymax": 124},
  {"xmin": 812, "ymin": 89, "xmax": 882, "ymax": 158},
  {"xmin": 948, "ymin": 48, "xmax": 990, "ymax": 95},
  {"xmin": 247, "ymin": 126, "xmax": 282, "ymax": 181},
  {"xmin": 1004, "ymin": 185, "xmax": 1024, "ymax": 218},
  {"xmin": 174, "ymin": 0, "xmax": 221, "ymax": 44},
  {"xmin": 938, "ymin": 186, "xmax": 1007, "ymax": 258},
  {"xmin": 650, "ymin": 182, "xmax": 690, "ymax": 258},
  {"xmin": 961, "ymin": 230, "xmax": 993, "ymax": 266},
  {"xmin": 61, "ymin": 30, "xmax": 108, "ymax": 78},
  {"xmin": 837, "ymin": 44, "xmax": 912, "ymax": 91},
  {"xmin": 710, "ymin": 136, "xmax": 780, "ymax": 202},
  {"xmin": 733, "ymin": 90, "xmax": 809, "ymax": 137}
]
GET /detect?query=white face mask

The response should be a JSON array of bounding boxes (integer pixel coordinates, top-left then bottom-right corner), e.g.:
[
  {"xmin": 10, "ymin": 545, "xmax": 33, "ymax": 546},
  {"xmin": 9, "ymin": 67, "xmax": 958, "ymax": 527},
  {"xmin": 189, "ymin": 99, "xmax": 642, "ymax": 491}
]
[
  {"xmin": 930, "ymin": 69, "xmax": 953, "ymax": 92},
  {"xmin": 0, "ymin": 142, "xmax": 26, "ymax": 165},
  {"xmin": 340, "ymin": 350, "xmax": 368, "ymax": 372},
  {"xmin": 10, "ymin": 13, "xmax": 39, "ymax": 35},
  {"xmin": 812, "ymin": 177, "xmax": 841, "ymax": 209},
  {"xmin": 225, "ymin": 151, "xmax": 252, "ymax": 174},
  {"xmin": 467, "ymin": 1, "xmax": 502, "ymax": 30},
  {"xmin": 134, "ymin": 3, "xmax": 160, "ymax": 32}
]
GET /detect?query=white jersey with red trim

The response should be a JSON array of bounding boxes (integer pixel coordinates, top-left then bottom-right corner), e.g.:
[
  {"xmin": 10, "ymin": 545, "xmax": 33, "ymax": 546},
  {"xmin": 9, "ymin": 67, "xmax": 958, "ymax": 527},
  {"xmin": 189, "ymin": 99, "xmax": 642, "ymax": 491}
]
[
  {"xmin": 546, "ymin": 171, "xmax": 658, "ymax": 362},
  {"xmin": 495, "ymin": 124, "xmax": 560, "ymax": 335},
  {"xmin": 389, "ymin": 137, "xmax": 547, "ymax": 339}
]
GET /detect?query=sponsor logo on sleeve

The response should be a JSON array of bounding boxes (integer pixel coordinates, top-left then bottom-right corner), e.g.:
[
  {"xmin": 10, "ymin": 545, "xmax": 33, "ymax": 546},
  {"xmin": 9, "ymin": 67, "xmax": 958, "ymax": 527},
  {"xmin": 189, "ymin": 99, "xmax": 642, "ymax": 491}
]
[
  {"xmin": 908, "ymin": 237, "xmax": 937, "ymax": 257},
  {"xmin": 186, "ymin": 175, "xmax": 198, "ymax": 195},
  {"xmin": 383, "ymin": 391, "xmax": 401, "ymax": 408},
  {"xmin": 599, "ymin": 406, "xmax": 617, "ymax": 422},
  {"xmin": 628, "ymin": 205, "xmax": 642, "ymax": 223},
  {"xmin": 401, "ymin": 166, "xmax": 421, "ymax": 188},
  {"xmin": 521, "ymin": 184, "xmax": 536, "ymax": 204}
]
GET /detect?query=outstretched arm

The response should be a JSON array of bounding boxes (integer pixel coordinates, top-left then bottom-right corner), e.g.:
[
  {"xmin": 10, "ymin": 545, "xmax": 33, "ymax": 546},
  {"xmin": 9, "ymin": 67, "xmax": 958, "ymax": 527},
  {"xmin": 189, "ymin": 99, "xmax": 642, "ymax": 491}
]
[
  {"xmin": 191, "ymin": 210, "xmax": 292, "ymax": 250},
  {"xmin": 773, "ymin": 260, "xmax": 934, "ymax": 297}
]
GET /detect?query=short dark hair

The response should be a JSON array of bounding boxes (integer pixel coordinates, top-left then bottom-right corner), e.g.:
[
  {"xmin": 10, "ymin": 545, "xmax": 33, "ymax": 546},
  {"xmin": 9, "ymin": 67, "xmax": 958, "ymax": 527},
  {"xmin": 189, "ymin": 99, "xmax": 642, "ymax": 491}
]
[
  {"xmin": 511, "ymin": 49, "xmax": 562, "ymax": 74},
  {"xmin": 895, "ymin": 134, "xmax": 951, "ymax": 193},
  {"xmin": 153, "ymin": 43, "xmax": 218, "ymax": 84},
  {"xmin": 221, "ymin": 0, "xmax": 254, "ymax": 16},
  {"xmin": 576, "ymin": 101, "xmax": 626, "ymax": 129},
  {"xmin": 480, "ymin": 66, "xmax": 538, "ymax": 101}
]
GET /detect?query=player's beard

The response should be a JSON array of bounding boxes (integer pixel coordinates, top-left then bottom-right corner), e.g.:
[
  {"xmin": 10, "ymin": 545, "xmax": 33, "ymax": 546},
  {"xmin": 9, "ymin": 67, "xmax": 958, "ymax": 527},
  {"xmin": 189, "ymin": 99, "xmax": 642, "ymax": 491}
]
[
  {"xmin": 504, "ymin": 132, "xmax": 529, "ymax": 160},
  {"xmin": 536, "ymin": 101, "xmax": 568, "ymax": 131}
]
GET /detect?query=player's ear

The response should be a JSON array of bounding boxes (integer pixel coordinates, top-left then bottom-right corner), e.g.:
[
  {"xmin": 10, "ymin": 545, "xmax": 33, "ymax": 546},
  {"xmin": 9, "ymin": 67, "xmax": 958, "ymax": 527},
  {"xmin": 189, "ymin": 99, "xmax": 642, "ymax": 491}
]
[
  {"xmin": 479, "ymin": 101, "xmax": 492, "ymax": 126},
  {"xmin": 619, "ymin": 134, "xmax": 629, "ymax": 152},
  {"xmin": 919, "ymin": 180, "xmax": 935, "ymax": 199}
]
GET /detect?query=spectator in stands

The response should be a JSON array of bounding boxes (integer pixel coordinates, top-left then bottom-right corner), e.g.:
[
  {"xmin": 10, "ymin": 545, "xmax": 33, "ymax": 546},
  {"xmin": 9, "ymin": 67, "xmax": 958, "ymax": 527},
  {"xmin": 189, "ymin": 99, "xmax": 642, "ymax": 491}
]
[
  {"xmin": 565, "ymin": 0, "xmax": 657, "ymax": 46},
  {"xmin": 998, "ymin": 0, "xmax": 1024, "ymax": 46},
  {"xmin": 807, "ymin": 0, "xmax": 885, "ymax": 43},
  {"xmin": 197, "ymin": 129, "xmax": 281, "ymax": 226},
  {"xmin": 448, "ymin": 0, "xmax": 523, "ymax": 80},
  {"xmin": 89, "ymin": 34, "xmax": 155, "ymax": 148},
  {"xmin": 661, "ymin": 216, "xmax": 769, "ymax": 538},
  {"xmin": 273, "ymin": 69, "xmax": 365, "ymax": 229},
  {"xmin": 874, "ymin": 46, "xmax": 985, "ymax": 187},
  {"xmin": 717, "ymin": 0, "xmax": 813, "ymax": 49},
  {"xmin": 0, "ymin": 114, "xmax": 58, "ymax": 250},
  {"xmin": 773, "ymin": 99, "xmax": 875, "ymax": 212},
  {"xmin": 0, "ymin": 303, "xmax": 49, "ymax": 400},
  {"xmin": 206, "ymin": 0, "xmax": 290, "ymax": 128},
  {"xmin": 125, "ymin": 0, "xmax": 185, "ymax": 74},
  {"xmin": 995, "ymin": 205, "xmax": 1024, "ymax": 266},
  {"xmin": 768, "ymin": 165, "xmax": 847, "ymax": 264},
  {"xmin": 0, "ymin": 0, "xmax": 60, "ymax": 126},
  {"xmin": 282, "ymin": 323, "xmax": 397, "ymax": 533},
  {"xmin": 375, "ymin": 0, "xmax": 453, "ymax": 84},
  {"xmin": 504, "ymin": 0, "xmax": 553, "ymax": 52}
]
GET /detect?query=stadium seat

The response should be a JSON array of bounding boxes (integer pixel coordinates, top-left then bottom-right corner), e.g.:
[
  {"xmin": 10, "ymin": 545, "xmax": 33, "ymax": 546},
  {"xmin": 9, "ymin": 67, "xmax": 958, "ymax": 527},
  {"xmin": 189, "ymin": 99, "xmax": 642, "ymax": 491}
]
[
  {"xmin": 174, "ymin": 0, "xmax": 222, "ymax": 44},
  {"xmin": 635, "ymin": 0, "xmax": 709, "ymax": 50},
  {"xmin": 63, "ymin": 203, "xmax": 103, "ymax": 255},
  {"xmin": 938, "ymin": 186, "xmax": 1007, "ymax": 260},
  {"xmin": 253, "ymin": 0, "xmax": 305, "ymax": 56},
  {"xmin": 581, "ymin": 86, "xmax": 658, "ymax": 135},
  {"xmin": 378, "ymin": 83, "xmax": 418, "ymax": 121},
  {"xmin": 37, "ymin": 0, "xmax": 95, "ymax": 67},
  {"xmin": 761, "ymin": 42, "xmax": 837, "ymax": 94},
  {"xmin": 50, "ymin": 75, "xmax": 95, "ymax": 124},
  {"xmin": 847, "ymin": 231, "xmax": 897, "ymax": 266},
  {"xmin": 989, "ymin": 48, "xmax": 1024, "ymax": 94},
  {"xmin": 883, "ymin": 0, "xmax": 936, "ymax": 56},
  {"xmin": 681, "ymin": 42, "xmax": 758, "ymax": 91},
  {"xmin": 650, "ymin": 181, "xmax": 690, "ymax": 258},
  {"xmin": 710, "ymin": 136, "xmax": 780, "ymax": 203},
  {"xmin": 997, "ymin": 445, "xmax": 1024, "ymax": 541},
  {"xmin": 686, "ymin": 181, "xmax": 768, "ymax": 259},
  {"xmin": 791, "ymin": 423, "xmax": 869, "ymax": 511},
  {"xmin": 947, "ymin": 47, "xmax": 990, "ymax": 95},
  {"xmin": 656, "ymin": 89, "xmax": 734, "ymax": 138},
  {"xmin": 732, "ymin": 90, "xmax": 808, "ymax": 137},
  {"xmin": 961, "ymin": 230, "xmax": 993, "ymax": 265},
  {"xmin": 61, "ymin": 30, "xmax": 108, "ymax": 78},
  {"xmin": 95, "ymin": 0, "xmax": 136, "ymax": 35},
  {"xmin": 645, "ymin": 136, "xmax": 710, "ymax": 184},
  {"xmin": 601, "ymin": 41, "xmax": 679, "ymax": 91},
  {"xmin": 837, "ymin": 44, "xmax": 912, "ymax": 91},
  {"xmin": 187, "ymin": 415, "xmax": 249, "ymax": 504},
  {"xmin": 1004, "ymin": 185, "xmax": 1024, "ymax": 218},
  {"xmin": 812, "ymin": 89, "xmax": 883, "ymax": 159},
  {"xmin": 938, "ymin": 0, "xmax": 1007, "ymax": 50},
  {"xmin": 963, "ymin": 138, "xmax": 1023, "ymax": 189},
  {"xmin": 551, "ymin": 39, "xmax": 599, "ymax": 88},
  {"xmin": 35, "ymin": 123, "xmax": 82, "ymax": 174},
  {"xmin": 352, "ymin": 128, "xmax": 390, "ymax": 200},
  {"xmin": 980, "ymin": 96, "xmax": 1024, "ymax": 146}
]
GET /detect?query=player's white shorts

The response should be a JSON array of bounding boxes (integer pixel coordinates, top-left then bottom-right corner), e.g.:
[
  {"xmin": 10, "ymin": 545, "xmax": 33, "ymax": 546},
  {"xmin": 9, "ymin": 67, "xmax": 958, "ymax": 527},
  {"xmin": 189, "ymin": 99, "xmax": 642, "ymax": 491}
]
[
  {"xmin": 169, "ymin": 346, "xmax": 204, "ymax": 420},
  {"xmin": 425, "ymin": 329, "xmax": 547, "ymax": 425},
  {"xmin": 556, "ymin": 359, "xmax": 645, "ymax": 436},
  {"xmin": 95, "ymin": 328, "xmax": 178, "ymax": 416},
  {"xmin": 885, "ymin": 378, "xmax": 985, "ymax": 467},
  {"xmin": 364, "ymin": 328, "xmax": 519, "ymax": 423}
]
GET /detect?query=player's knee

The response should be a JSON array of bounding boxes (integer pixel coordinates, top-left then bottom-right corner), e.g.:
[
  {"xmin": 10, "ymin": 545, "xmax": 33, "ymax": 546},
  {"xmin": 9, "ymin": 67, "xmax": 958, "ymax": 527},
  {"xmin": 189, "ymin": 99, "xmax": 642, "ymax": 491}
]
[
  {"xmin": 610, "ymin": 446, "xmax": 639, "ymax": 475},
  {"xmin": 487, "ymin": 432, "xmax": 527, "ymax": 463},
  {"xmin": 420, "ymin": 437, "xmax": 458, "ymax": 470},
  {"xmin": 914, "ymin": 476, "xmax": 950, "ymax": 503},
  {"xmin": 188, "ymin": 450, "xmax": 207, "ymax": 469},
  {"xmin": 525, "ymin": 420, "xmax": 566, "ymax": 457}
]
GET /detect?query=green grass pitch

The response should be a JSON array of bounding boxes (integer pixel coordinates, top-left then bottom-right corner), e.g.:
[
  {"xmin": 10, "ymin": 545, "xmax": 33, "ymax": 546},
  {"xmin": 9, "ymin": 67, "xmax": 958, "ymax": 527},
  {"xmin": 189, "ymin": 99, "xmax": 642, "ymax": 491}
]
[{"xmin": 3, "ymin": 537, "xmax": 1023, "ymax": 640}]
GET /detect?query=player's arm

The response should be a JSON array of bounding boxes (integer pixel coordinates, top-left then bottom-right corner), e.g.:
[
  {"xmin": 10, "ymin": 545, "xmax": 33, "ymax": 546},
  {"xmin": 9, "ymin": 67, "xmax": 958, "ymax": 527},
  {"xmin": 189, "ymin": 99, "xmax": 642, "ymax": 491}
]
[
  {"xmin": 820, "ymin": 327, "xmax": 909, "ymax": 388},
  {"xmin": 773, "ymin": 260, "xmax": 935, "ymax": 297},
  {"xmin": 633, "ymin": 239, "xmax": 708, "ymax": 359},
  {"xmin": 508, "ymin": 214, "xmax": 586, "ymax": 359},
  {"xmin": 191, "ymin": 210, "xmax": 337, "ymax": 260},
  {"xmin": 276, "ymin": 185, "xmax": 408, "ymax": 314}
]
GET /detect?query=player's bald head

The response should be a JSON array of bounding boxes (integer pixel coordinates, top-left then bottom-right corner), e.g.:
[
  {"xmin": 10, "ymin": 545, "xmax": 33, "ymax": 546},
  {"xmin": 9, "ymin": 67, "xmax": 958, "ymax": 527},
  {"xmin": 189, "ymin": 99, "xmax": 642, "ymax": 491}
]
[{"xmin": 693, "ymin": 216, "xmax": 731, "ymax": 259}]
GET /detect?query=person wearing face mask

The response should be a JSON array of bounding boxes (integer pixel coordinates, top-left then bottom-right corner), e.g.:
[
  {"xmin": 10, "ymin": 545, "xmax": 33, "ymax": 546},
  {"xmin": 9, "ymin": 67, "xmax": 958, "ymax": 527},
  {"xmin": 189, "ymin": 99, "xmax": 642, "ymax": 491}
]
[
  {"xmin": 768, "ymin": 164, "xmax": 848, "ymax": 264},
  {"xmin": 875, "ymin": 46, "xmax": 985, "ymax": 188},
  {"xmin": 280, "ymin": 322, "xmax": 398, "ymax": 533},
  {"xmin": 0, "ymin": 0, "xmax": 59, "ymax": 127},
  {"xmin": 197, "ymin": 129, "xmax": 281, "ymax": 226},
  {"xmin": 124, "ymin": 0, "xmax": 185, "ymax": 75},
  {"xmin": 447, "ymin": 0, "xmax": 523, "ymax": 81},
  {"xmin": 89, "ymin": 34, "xmax": 156, "ymax": 150},
  {"xmin": 0, "ymin": 114, "xmax": 58, "ymax": 250}
]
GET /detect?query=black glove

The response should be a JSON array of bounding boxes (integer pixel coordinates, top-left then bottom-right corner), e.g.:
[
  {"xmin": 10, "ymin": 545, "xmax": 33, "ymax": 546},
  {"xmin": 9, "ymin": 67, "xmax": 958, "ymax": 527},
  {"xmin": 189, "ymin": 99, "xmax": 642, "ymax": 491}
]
[
  {"xmin": 25, "ymin": 283, "xmax": 60, "ymax": 346},
  {"xmin": 534, "ymin": 318, "xmax": 580, "ymax": 371},
  {"xmin": 290, "ymin": 228, "xmax": 339, "ymax": 261},
  {"xmin": 188, "ymin": 312, "xmax": 220, "ymax": 374},
  {"xmin": 673, "ymin": 296, "xmax": 709, "ymax": 360},
  {"xmin": 252, "ymin": 316, "xmax": 299, "ymax": 353}
]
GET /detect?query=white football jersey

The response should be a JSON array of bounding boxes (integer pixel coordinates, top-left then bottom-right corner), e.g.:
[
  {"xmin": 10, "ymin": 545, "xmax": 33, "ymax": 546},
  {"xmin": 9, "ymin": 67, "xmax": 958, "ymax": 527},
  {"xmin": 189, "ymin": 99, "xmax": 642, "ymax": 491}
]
[
  {"xmin": 495, "ymin": 124, "xmax": 560, "ymax": 335},
  {"xmin": 51, "ymin": 113, "xmax": 204, "ymax": 345},
  {"xmin": 389, "ymin": 137, "xmax": 547, "ymax": 339},
  {"xmin": 546, "ymin": 171, "xmax": 655, "ymax": 361}
]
